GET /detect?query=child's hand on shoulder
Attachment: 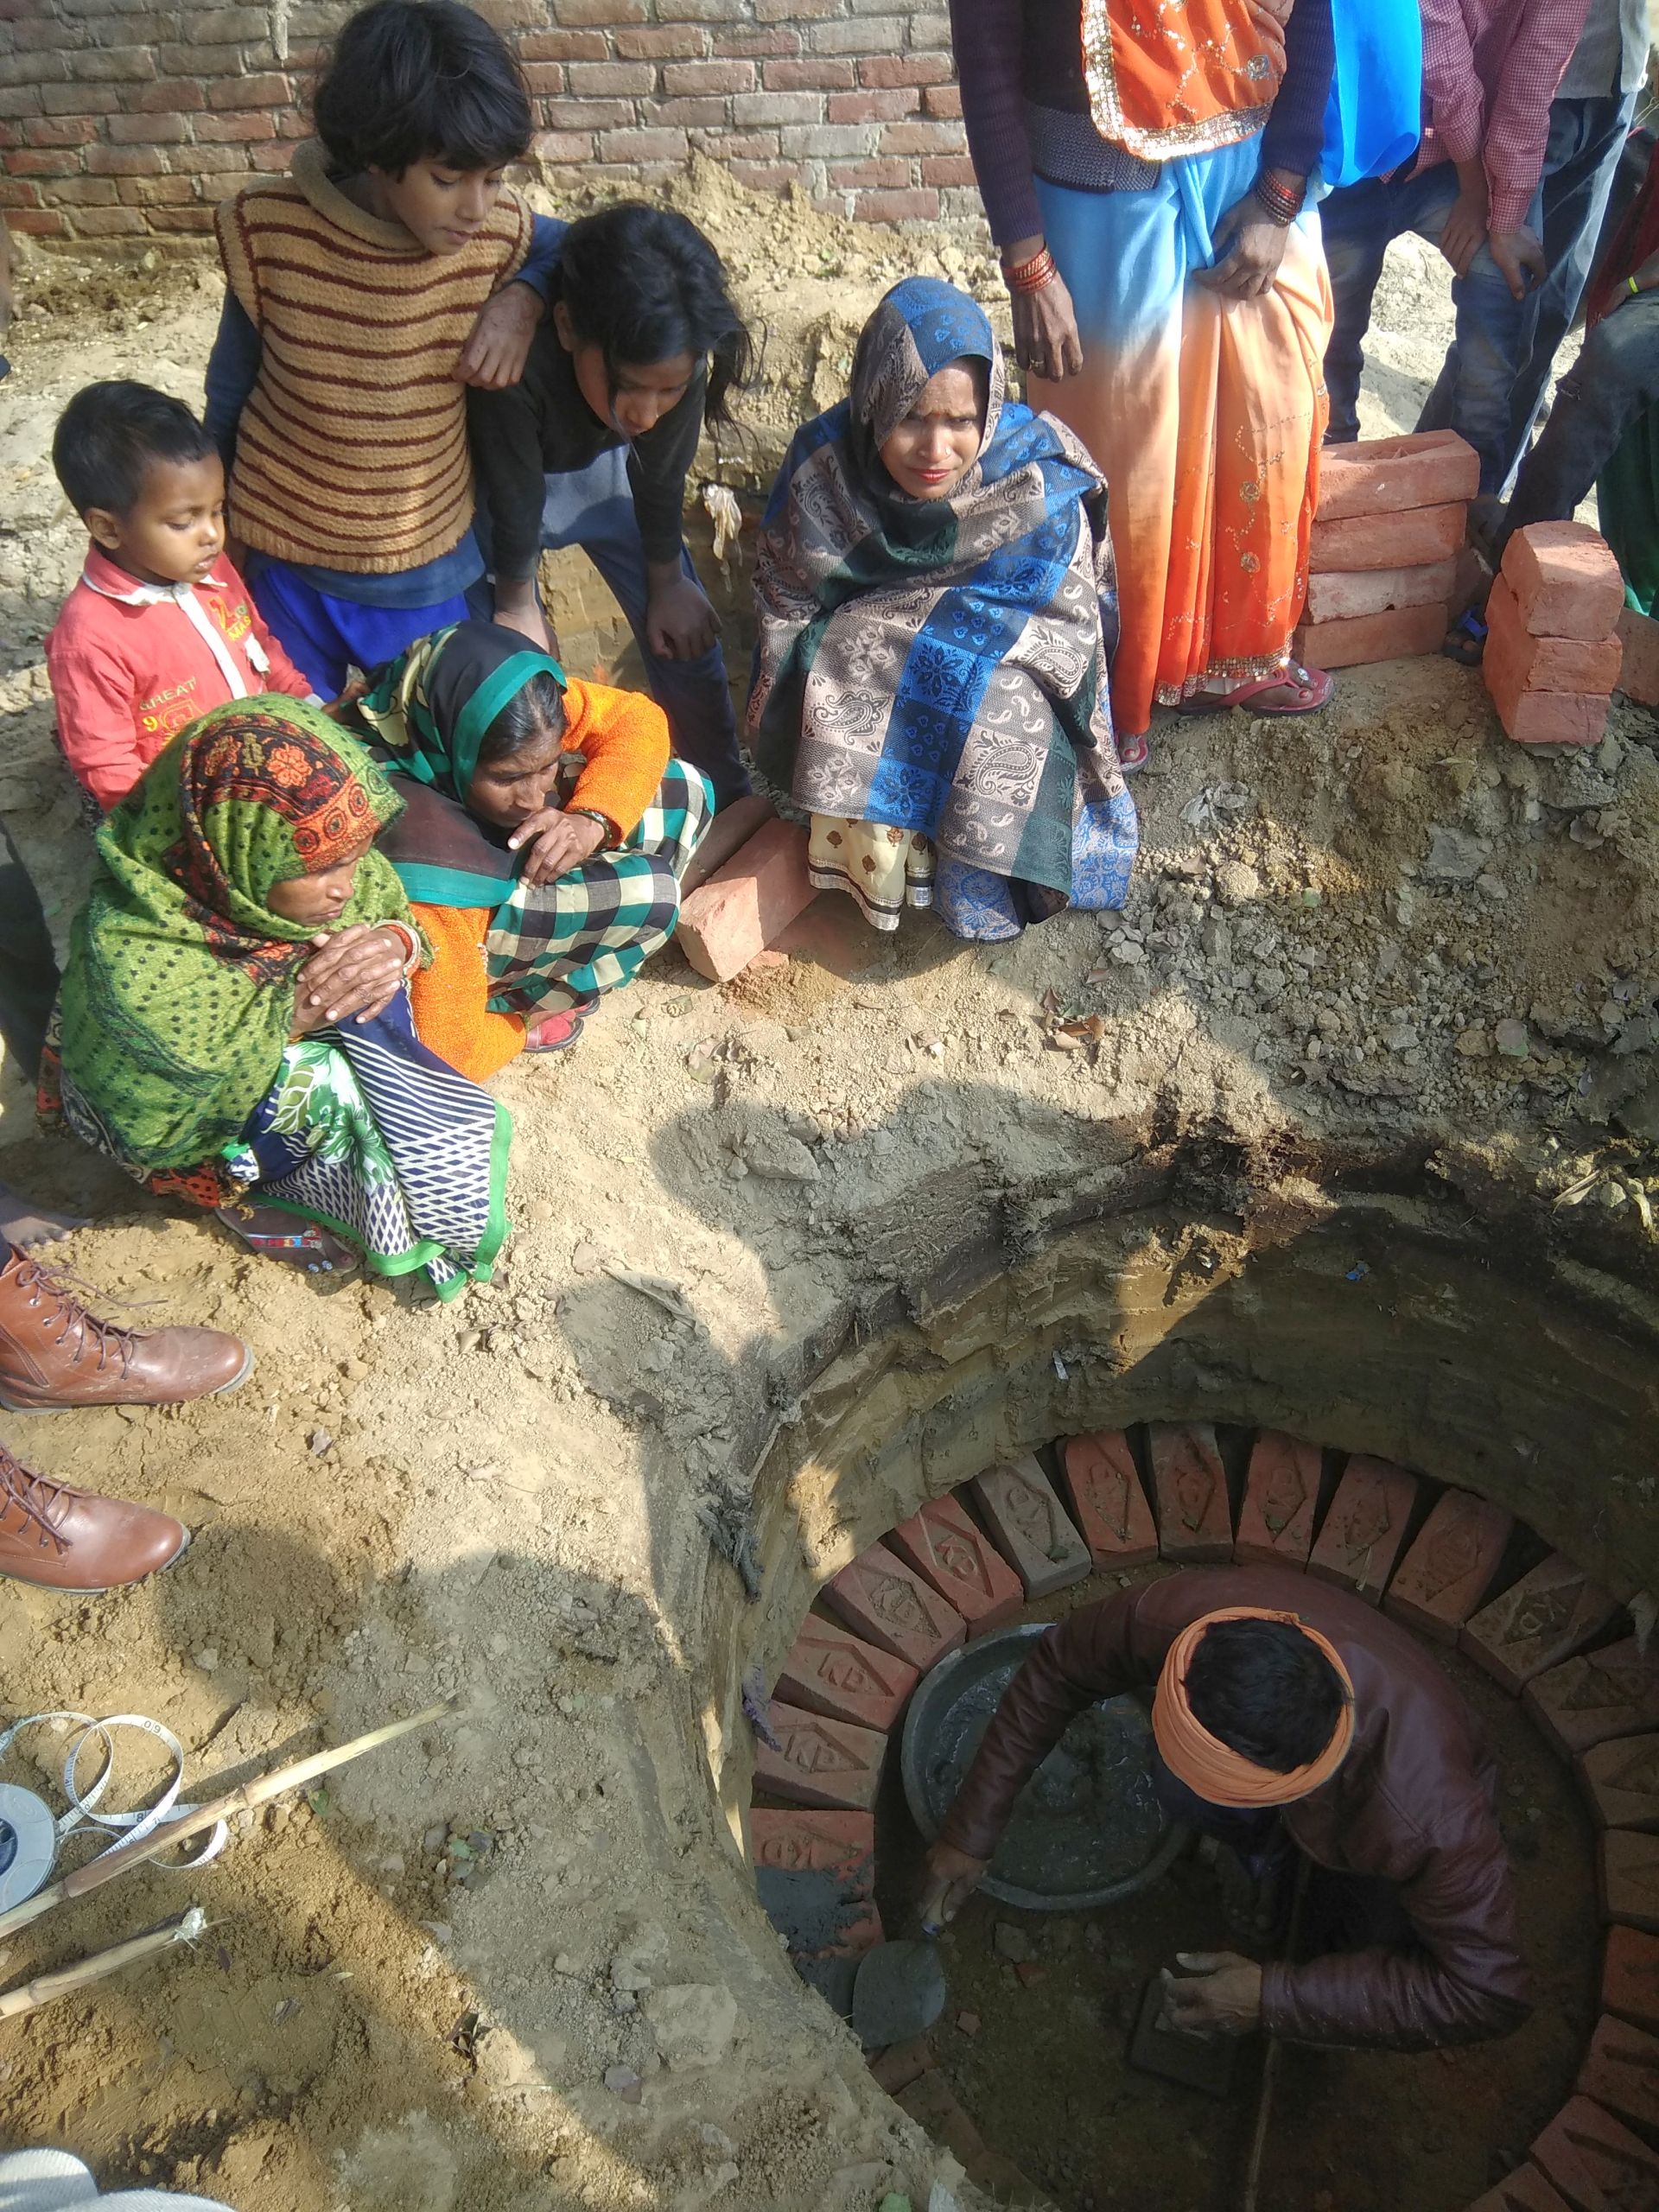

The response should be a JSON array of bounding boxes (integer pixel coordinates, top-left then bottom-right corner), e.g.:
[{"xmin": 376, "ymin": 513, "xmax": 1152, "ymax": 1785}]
[{"xmin": 457, "ymin": 283, "xmax": 543, "ymax": 391}]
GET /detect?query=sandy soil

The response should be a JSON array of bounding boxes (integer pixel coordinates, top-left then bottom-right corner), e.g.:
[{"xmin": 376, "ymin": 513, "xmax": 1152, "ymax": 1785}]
[{"xmin": 0, "ymin": 168, "xmax": 1654, "ymax": 2212}]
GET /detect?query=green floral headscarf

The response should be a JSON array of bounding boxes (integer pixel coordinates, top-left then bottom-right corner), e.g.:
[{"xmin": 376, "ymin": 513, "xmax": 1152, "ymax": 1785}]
[{"xmin": 53, "ymin": 699, "xmax": 414, "ymax": 1175}]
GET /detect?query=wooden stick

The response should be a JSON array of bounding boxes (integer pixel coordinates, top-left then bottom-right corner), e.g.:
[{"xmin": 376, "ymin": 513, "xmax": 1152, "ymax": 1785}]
[
  {"xmin": 0, "ymin": 1699, "xmax": 457, "ymax": 1941},
  {"xmin": 0, "ymin": 1907, "xmax": 204, "ymax": 2019},
  {"xmin": 1239, "ymin": 1856, "xmax": 1313, "ymax": 2212}
]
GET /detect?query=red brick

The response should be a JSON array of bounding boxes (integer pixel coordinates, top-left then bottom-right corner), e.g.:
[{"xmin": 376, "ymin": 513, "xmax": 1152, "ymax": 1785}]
[
  {"xmin": 531, "ymin": 130, "xmax": 593, "ymax": 164},
  {"xmin": 107, "ymin": 112, "xmax": 187, "ymax": 143},
  {"xmin": 568, "ymin": 59, "xmax": 657, "ymax": 94},
  {"xmin": 1294, "ymin": 600, "xmax": 1446, "ymax": 671},
  {"xmin": 869, "ymin": 2033, "xmax": 934, "ymax": 2092},
  {"xmin": 850, "ymin": 188, "xmax": 939, "ymax": 221},
  {"xmin": 1486, "ymin": 663, "xmax": 1611, "ymax": 748},
  {"xmin": 823, "ymin": 1542, "xmax": 968, "ymax": 1671},
  {"xmin": 1580, "ymin": 1736, "xmax": 1659, "ymax": 1834},
  {"xmin": 11, "ymin": 117, "xmax": 96, "ymax": 147},
  {"xmin": 775, "ymin": 1613, "xmax": 920, "ymax": 1731},
  {"xmin": 207, "ymin": 72, "xmax": 291, "ymax": 109},
  {"xmin": 677, "ymin": 820, "xmax": 815, "ymax": 982},
  {"xmin": 875, "ymin": 119, "xmax": 959, "ymax": 153},
  {"xmin": 1576, "ymin": 2013, "xmax": 1659, "ymax": 2137},
  {"xmin": 750, "ymin": 1806, "xmax": 880, "ymax": 1954},
  {"xmin": 523, "ymin": 28, "xmax": 613, "ymax": 58},
  {"xmin": 1531, "ymin": 2096, "xmax": 1659, "ymax": 2211},
  {"xmin": 923, "ymin": 84, "xmax": 963, "ymax": 117},
  {"xmin": 709, "ymin": 25, "xmax": 804, "ymax": 55},
  {"xmin": 662, "ymin": 57, "xmax": 753, "ymax": 92},
  {"xmin": 1602, "ymin": 1832, "xmax": 1659, "ymax": 1933},
  {"xmin": 117, "ymin": 175, "xmax": 199, "ymax": 204},
  {"xmin": 657, "ymin": 96, "xmax": 729, "ymax": 124},
  {"xmin": 1502, "ymin": 520, "xmax": 1625, "ymax": 641},
  {"xmin": 1463, "ymin": 2171, "xmax": 1573, "ymax": 2212},
  {"xmin": 127, "ymin": 76, "xmax": 207, "ymax": 113},
  {"xmin": 921, "ymin": 155, "xmax": 977, "ymax": 185},
  {"xmin": 1616, "ymin": 606, "xmax": 1659, "ymax": 708},
  {"xmin": 968, "ymin": 1455, "xmax": 1091, "ymax": 1596},
  {"xmin": 1147, "ymin": 1423, "xmax": 1234, "ymax": 1564},
  {"xmin": 1461, "ymin": 1556, "xmax": 1622, "ymax": 1696},
  {"xmin": 68, "ymin": 206, "xmax": 149, "ymax": 235},
  {"xmin": 86, "ymin": 143, "xmax": 168, "ymax": 175},
  {"xmin": 753, "ymin": 1700, "xmax": 886, "ymax": 1811},
  {"xmin": 1604, "ymin": 1925, "xmax": 1659, "ymax": 2035},
  {"xmin": 522, "ymin": 63, "xmax": 568, "ymax": 95},
  {"xmin": 1309, "ymin": 500, "xmax": 1466, "ymax": 575},
  {"xmin": 1306, "ymin": 1454, "xmax": 1418, "ymax": 1604},
  {"xmin": 1233, "ymin": 1431, "xmax": 1321, "ymax": 1570},
  {"xmin": 859, "ymin": 52, "xmax": 955, "ymax": 86},
  {"xmin": 3, "ymin": 148, "xmax": 80, "ymax": 175},
  {"xmin": 4, "ymin": 207, "xmax": 64, "ymax": 233},
  {"xmin": 1485, "ymin": 574, "xmax": 1622, "ymax": 695},
  {"xmin": 826, "ymin": 158, "xmax": 910, "ymax": 188},
  {"xmin": 1303, "ymin": 557, "xmax": 1458, "ymax": 624},
  {"xmin": 1058, "ymin": 1430, "xmax": 1158, "ymax": 1570},
  {"xmin": 130, "ymin": 204, "xmax": 218, "ymax": 233},
  {"xmin": 827, "ymin": 87, "xmax": 918, "ymax": 121},
  {"xmin": 1527, "ymin": 1641, "xmax": 1659, "ymax": 1760},
  {"xmin": 0, "ymin": 177, "xmax": 40, "ymax": 207},
  {"xmin": 1315, "ymin": 429, "xmax": 1480, "ymax": 522},
  {"xmin": 1383, "ymin": 1490, "xmax": 1513, "ymax": 1643},
  {"xmin": 594, "ymin": 127, "xmax": 690, "ymax": 164},
  {"xmin": 886, "ymin": 1494, "xmax": 1023, "ymax": 1636},
  {"xmin": 681, "ymin": 793, "xmax": 773, "ymax": 893},
  {"xmin": 763, "ymin": 57, "xmax": 855, "ymax": 87}
]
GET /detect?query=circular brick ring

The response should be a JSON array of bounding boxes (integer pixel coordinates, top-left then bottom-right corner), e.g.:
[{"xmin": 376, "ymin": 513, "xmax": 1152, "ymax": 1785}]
[{"xmin": 746, "ymin": 1423, "xmax": 1659, "ymax": 2212}]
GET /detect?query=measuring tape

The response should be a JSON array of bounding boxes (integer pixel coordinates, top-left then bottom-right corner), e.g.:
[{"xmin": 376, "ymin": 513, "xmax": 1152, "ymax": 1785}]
[{"xmin": 0, "ymin": 1711, "xmax": 228, "ymax": 1908}]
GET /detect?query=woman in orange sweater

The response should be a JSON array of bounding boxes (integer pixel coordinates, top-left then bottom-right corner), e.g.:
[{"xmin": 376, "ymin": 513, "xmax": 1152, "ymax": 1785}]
[{"xmin": 355, "ymin": 621, "xmax": 710, "ymax": 1074}]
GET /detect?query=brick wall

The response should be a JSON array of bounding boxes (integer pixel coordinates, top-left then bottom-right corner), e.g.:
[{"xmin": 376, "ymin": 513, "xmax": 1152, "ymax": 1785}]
[{"xmin": 0, "ymin": 0, "xmax": 976, "ymax": 246}]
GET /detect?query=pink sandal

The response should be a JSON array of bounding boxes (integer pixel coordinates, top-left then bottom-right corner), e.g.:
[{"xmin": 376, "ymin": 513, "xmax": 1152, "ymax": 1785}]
[
  {"xmin": 1118, "ymin": 734, "xmax": 1149, "ymax": 772},
  {"xmin": 524, "ymin": 997, "xmax": 597, "ymax": 1054},
  {"xmin": 1175, "ymin": 662, "xmax": 1335, "ymax": 717}
]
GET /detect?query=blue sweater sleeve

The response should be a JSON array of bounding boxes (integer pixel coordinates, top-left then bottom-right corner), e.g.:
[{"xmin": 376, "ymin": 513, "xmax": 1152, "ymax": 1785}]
[
  {"xmin": 203, "ymin": 291, "xmax": 262, "ymax": 470},
  {"xmin": 1261, "ymin": 0, "xmax": 1336, "ymax": 181},
  {"xmin": 512, "ymin": 213, "xmax": 566, "ymax": 302}
]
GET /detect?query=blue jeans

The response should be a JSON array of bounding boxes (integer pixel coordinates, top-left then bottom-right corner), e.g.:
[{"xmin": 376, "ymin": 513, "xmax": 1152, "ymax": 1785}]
[
  {"xmin": 250, "ymin": 561, "xmax": 470, "ymax": 699},
  {"xmin": 1437, "ymin": 89, "xmax": 1638, "ymax": 499},
  {"xmin": 1322, "ymin": 162, "xmax": 1545, "ymax": 495},
  {"xmin": 472, "ymin": 448, "xmax": 750, "ymax": 807}
]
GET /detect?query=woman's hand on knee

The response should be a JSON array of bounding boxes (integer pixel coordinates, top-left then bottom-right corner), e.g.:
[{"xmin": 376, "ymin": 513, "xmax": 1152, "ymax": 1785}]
[
  {"xmin": 294, "ymin": 924, "xmax": 409, "ymax": 1028},
  {"xmin": 508, "ymin": 806, "xmax": 608, "ymax": 887}
]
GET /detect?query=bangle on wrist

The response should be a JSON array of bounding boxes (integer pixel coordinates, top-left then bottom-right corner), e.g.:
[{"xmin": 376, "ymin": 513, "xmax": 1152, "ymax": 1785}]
[
  {"xmin": 382, "ymin": 920, "xmax": 422, "ymax": 976},
  {"xmin": 569, "ymin": 806, "xmax": 614, "ymax": 848},
  {"xmin": 1001, "ymin": 244, "xmax": 1058, "ymax": 295},
  {"xmin": 1252, "ymin": 172, "xmax": 1303, "ymax": 226}
]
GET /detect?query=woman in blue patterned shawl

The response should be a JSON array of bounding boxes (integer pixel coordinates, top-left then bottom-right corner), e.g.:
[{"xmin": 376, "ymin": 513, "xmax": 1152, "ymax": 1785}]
[{"xmin": 748, "ymin": 276, "xmax": 1136, "ymax": 942}]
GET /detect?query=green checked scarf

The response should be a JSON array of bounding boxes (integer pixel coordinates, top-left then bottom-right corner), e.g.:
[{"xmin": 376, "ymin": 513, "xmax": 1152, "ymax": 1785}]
[
  {"xmin": 52, "ymin": 699, "xmax": 414, "ymax": 1176},
  {"xmin": 355, "ymin": 620, "xmax": 571, "ymax": 911}
]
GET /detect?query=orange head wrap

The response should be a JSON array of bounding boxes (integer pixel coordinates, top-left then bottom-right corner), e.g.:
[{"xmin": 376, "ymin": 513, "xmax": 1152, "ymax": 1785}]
[{"xmin": 1152, "ymin": 1606, "xmax": 1356, "ymax": 1809}]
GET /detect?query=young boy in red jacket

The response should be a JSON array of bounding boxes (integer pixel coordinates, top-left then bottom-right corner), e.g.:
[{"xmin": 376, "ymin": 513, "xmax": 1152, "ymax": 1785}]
[{"xmin": 46, "ymin": 380, "xmax": 315, "ymax": 811}]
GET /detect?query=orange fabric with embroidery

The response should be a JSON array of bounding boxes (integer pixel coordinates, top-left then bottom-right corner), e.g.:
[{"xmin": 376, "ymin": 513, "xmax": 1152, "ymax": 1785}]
[
  {"xmin": 1084, "ymin": 0, "xmax": 1281, "ymax": 160},
  {"xmin": 408, "ymin": 903, "xmax": 525, "ymax": 1083}
]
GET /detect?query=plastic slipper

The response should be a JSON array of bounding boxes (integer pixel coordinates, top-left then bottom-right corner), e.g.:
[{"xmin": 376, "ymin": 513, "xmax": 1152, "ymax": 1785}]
[
  {"xmin": 215, "ymin": 1211, "xmax": 358, "ymax": 1274},
  {"xmin": 1443, "ymin": 608, "xmax": 1488, "ymax": 666},
  {"xmin": 524, "ymin": 998, "xmax": 597, "ymax": 1054},
  {"xmin": 1119, "ymin": 733, "xmax": 1150, "ymax": 773},
  {"xmin": 1175, "ymin": 662, "xmax": 1335, "ymax": 717}
]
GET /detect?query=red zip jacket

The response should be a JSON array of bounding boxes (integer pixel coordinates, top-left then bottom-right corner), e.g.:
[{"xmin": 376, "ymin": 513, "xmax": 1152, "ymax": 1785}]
[
  {"xmin": 938, "ymin": 1567, "xmax": 1532, "ymax": 2050},
  {"xmin": 46, "ymin": 544, "xmax": 315, "ymax": 811}
]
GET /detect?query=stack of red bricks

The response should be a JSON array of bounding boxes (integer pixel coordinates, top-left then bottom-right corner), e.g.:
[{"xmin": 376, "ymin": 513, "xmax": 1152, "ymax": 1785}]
[
  {"xmin": 1294, "ymin": 429, "xmax": 1479, "ymax": 671},
  {"xmin": 1483, "ymin": 520, "xmax": 1625, "ymax": 747}
]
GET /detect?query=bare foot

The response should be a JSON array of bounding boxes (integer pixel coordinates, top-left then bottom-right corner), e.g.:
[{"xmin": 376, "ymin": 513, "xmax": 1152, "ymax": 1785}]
[
  {"xmin": 0, "ymin": 1179, "xmax": 89, "ymax": 1252},
  {"xmin": 214, "ymin": 1204, "xmax": 359, "ymax": 1274}
]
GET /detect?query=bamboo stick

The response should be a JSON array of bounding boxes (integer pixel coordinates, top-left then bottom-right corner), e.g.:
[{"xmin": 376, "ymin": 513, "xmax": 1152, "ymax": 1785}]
[
  {"xmin": 0, "ymin": 1699, "xmax": 457, "ymax": 1941},
  {"xmin": 0, "ymin": 1907, "xmax": 204, "ymax": 2019}
]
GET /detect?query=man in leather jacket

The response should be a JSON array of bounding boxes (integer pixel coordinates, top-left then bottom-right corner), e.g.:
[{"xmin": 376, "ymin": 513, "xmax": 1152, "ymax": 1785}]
[{"xmin": 921, "ymin": 1567, "xmax": 1532, "ymax": 2050}]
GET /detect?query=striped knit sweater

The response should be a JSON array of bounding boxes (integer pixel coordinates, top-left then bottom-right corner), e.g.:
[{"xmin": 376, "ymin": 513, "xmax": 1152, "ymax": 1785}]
[{"xmin": 214, "ymin": 141, "xmax": 531, "ymax": 575}]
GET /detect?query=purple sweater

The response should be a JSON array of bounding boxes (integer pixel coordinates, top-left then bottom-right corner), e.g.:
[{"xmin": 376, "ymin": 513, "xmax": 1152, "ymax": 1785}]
[{"xmin": 950, "ymin": 0, "xmax": 1338, "ymax": 247}]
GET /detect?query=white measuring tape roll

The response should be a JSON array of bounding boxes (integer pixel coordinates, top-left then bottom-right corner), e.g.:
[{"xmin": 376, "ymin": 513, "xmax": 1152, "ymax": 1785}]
[{"xmin": 0, "ymin": 1711, "xmax": 228, "ymax": 1905}]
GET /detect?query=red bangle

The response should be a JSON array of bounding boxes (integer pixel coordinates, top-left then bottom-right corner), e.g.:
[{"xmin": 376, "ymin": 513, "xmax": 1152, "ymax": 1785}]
[{"xmin": 1002, "ymin": 245, "xmax": 1058, "ymax": 295}]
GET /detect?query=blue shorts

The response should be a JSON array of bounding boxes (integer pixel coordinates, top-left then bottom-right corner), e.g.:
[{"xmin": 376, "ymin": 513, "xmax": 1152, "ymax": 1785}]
[{"xmin": 250, "ymin": 560, "xmax": 470, "ymax": 697}]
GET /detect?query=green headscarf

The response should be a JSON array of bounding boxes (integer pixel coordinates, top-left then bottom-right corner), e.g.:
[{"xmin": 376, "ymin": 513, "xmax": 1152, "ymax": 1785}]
[{"xmin": 53, "ymin": 699, "xmax": 414, "ymax": 1176}]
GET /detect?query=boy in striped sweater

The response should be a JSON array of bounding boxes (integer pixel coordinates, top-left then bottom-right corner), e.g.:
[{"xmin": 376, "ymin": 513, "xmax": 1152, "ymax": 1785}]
[{"xmin": 204, "ymin": 0, "xmax": 563, "ymax": 696}]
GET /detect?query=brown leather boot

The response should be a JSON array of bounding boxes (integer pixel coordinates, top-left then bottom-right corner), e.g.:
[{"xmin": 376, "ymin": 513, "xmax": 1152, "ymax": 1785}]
[
  {"xmin": 0, "ymin": 1440, "xmax": 188, "ymax": 1590},
  {"xmin": 0, "ymin": 1251, "xmax": 253, "ymax": 1412}
]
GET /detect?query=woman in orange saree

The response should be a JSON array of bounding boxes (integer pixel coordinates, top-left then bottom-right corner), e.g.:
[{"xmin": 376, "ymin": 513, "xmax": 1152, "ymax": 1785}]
[{"xmin": 950, "ymin": 0, "xmax": 1417, "ymax": 763}]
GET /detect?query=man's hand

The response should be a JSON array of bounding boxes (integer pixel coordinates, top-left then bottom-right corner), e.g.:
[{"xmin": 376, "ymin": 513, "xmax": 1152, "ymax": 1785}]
[
  {"xmin": 1487, "ymin": 226, "xmax": 1547, "ymax": 303},
  {"xmin": 1158, "ymin": 1952, "xmax": 1265, "ymax": 2037},
  {"xmin": 294, "ymin": 924, "xmax": 408, "ymax": 1029},
  {"xmin": 507, "ymin": 805, "xmax": 607, "ymax": 887},
  {"xmin": 1439, "ymin": 167, "xmax": 1491, "ymax": 279},
  {"xmin": 457, "ymin": 283, "xmax": 543, "ymax": 390},
  {"xmin": 1194, "ymin": 197, "xmax": 1290, "ymax": 300},
  {"xmin": 646, "ymin": 574, "xmax": 720, "ymax": 660},
  {"xmin": 492, "ymin": 580, "xmax": 554, "ymax": 653},
  {"xmin": 918, "ymin": 1841, "xmax": 990, "ymax": 1929}
]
